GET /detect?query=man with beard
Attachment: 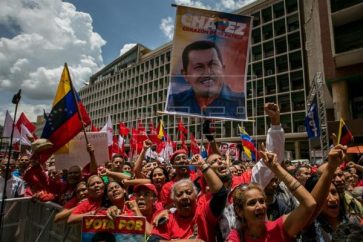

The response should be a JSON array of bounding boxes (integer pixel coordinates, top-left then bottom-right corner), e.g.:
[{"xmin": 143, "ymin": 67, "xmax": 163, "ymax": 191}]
[
  {"xmin": 149, "ymin": 154, "xmax": 227, "ymax": 242},
  {"xmin": 159, "ymin": 149, "xmax": 193, "ymax": 208},
  {"xmin": 167, "ymin": 40, "xmax": 245, "ymax": 119}
]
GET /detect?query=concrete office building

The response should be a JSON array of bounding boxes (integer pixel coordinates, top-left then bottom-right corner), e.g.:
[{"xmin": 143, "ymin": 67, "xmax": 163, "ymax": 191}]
[{"xmin": 79, "ymin": 0, "xmax": 363, "ymax": 160}]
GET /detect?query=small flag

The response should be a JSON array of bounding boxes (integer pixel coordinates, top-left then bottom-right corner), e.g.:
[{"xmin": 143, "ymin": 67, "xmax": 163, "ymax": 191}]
[
  {"xmin": 238, "ymin": 125, "xmax": 256, "ymax": 160},
  {"xmin": 337, "ymin": 118, "xmax": 353, "ymax": 145}
]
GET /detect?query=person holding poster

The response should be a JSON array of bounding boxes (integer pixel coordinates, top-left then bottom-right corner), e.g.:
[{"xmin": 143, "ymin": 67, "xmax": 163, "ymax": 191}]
[{"xmin": 165, "ymin": 6, "xmax": 251, "ymax": 120}]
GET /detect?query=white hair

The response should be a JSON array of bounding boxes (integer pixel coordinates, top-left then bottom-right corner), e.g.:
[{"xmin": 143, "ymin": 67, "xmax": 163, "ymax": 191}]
[{"xmin": 170, "ymin": 178, "xmax": 198, "ymax": 200}]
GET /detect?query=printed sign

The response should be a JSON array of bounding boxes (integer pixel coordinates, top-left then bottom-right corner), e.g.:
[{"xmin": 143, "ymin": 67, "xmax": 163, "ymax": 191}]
[
  {"xmin": 165, "ymin": 6, "xmax": 251, "ymax": 120},
  {"xmin": 82, "ymin": 215, "xmax": 146, "ymax": 242}
]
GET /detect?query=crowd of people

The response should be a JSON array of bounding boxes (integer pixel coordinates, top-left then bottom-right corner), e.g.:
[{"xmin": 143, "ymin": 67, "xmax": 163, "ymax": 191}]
[{"xmin": 1, "ymin": 102, "xmax": 363, "ymax": 242}]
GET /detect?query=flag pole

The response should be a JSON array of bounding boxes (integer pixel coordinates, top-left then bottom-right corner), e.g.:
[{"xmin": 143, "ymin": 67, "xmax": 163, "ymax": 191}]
[
  {"xmin": 0, "ymin": 89, "xmax": 21, "ymax": 241},
  {"xmin": 65, "ymin": 63, "xmax": 89, "ymax": 145}
]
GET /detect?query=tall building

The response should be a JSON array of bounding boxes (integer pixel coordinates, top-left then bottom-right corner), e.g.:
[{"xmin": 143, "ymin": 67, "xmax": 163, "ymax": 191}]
[{"xmin": 79, "ymin": 0, "xmax": 363, "ymax": 160}]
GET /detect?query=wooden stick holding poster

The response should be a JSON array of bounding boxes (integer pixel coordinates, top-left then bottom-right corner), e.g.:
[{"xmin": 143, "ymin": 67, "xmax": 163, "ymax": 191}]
[
  {"xmin": 82, "ymin": 215, "xmax": 146, "ymax": 242},
  {"xmin": 165, "ymin": 6, "xmax": 251, "ymax": 121}
]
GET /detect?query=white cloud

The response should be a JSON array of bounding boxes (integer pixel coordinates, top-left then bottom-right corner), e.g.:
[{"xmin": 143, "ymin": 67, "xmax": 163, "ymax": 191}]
[
  {"xmin": 0, "ymin": 0, "xmax": 106, "ymax": 122},
  {"xmin": 119, "ymin": 43, "xmax": 137, "ymax": 56},
  {"xmin": 218, "ymin": 0, "xmax": 257, "ymax": 10},
  {"xmin": 174, "ymin": 0, "xmax": 211, "ymax": 9},
  {"xmin": 0, "ymin": 102, "xmax": 48, "ymax": 126},
  {"xmin": 160, "ymin": 0, "xmax": 257, "ymax": 40},
  {"xmin": 160, "ymin": 17, "xmax": 175, "ymax": 41}
]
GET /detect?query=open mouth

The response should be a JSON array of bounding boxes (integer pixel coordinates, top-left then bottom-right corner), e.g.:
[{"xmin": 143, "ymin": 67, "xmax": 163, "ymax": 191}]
[
  {"xmin": 200, "ymin": 78, "xmax": 214, "ymax": 86},
  {"xmin": 218, "ymin": 166, "xmax": 228, "ymax": 174},
  {"xmin": 137, "ymin": 200, "xmax": 146, "ymax": 208},
  {"xmin": 254, "ymin": 211, "xmax": 265, "ymax": 219},
  {"xmin": 327, "ymin": 204, "xmax": 339, "ymax": 209}
]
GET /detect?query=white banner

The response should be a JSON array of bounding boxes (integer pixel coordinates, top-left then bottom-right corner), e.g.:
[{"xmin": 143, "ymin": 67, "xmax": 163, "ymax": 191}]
[{"xmin": 55, "ymin": 132, "xmax": 108, "ymax": 170}]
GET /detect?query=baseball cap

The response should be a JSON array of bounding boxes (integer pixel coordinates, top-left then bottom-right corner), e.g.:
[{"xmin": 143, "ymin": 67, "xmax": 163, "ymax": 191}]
[{"xmin": 134, "ymin": 183, "xmax": 158, "ymax": 196}]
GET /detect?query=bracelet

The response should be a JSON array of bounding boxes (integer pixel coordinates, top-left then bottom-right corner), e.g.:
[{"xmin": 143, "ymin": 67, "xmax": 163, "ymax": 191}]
[
  {"xmin": 201, "ymin": 164, "xmax": 211, "ymax": 173},
  {"xmin": 288, "ymin": 180, "xmax": 302, "ymax": 192}
]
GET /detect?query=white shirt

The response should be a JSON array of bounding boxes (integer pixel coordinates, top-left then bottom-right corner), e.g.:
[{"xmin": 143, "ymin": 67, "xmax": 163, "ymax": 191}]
[{"xmin": 0, "ymin": 175, "xmax": 25, "ymax": 199}]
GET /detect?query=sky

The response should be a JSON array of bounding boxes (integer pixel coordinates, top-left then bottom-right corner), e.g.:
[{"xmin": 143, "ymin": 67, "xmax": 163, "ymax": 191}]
[{"xmin": 0, "ymin": 0, "xmax": 256, "ymax": 125}]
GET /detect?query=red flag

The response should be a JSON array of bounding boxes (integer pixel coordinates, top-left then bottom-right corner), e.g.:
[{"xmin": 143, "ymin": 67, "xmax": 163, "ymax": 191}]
[
  {"xmin": 137, "ymin": 120, "xmax": 148, "ymax": 143},
  {"xmin": 181, "ymin": 139, "xmax": 188, "ymax": 153},
  {"xmin": 16, "ymin": 112, "xmax": 36, "ymax": 134},
  {"xmin": 178, "ymin": 117, "xmax": 188, "ymax": 135},
  {"xmin": 148, "ymin": 120, "xmax": 160, "ymax": 144},
  {"xmin": 119, "ymin": 122, "xmax": 129, "ymax": 136},
  {"xmin": 190, "ymin": 133, "xmax": 200, "ymax": 155}
]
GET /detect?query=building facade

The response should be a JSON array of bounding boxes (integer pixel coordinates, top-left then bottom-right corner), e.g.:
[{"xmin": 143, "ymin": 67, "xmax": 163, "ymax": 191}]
[{"xmin": 79, "ymin": 0, "xmax": 363, "ymax": 160}]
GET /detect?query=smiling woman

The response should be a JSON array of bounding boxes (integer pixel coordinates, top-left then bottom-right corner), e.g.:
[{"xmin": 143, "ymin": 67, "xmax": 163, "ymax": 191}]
[{"xmin": 227, "ymin": 149, "xmax": 316, "ymax": 242}]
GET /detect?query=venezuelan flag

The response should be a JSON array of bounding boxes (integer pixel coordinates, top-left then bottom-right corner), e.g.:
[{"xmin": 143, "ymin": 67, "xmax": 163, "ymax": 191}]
[
  {"xmin": 40, "ymin": 63, "xmax": 90, "ymax": 161},
  {"xmin": 157, "ymin": 120, "xmax": 167, "ymax": 141},
  {"xmin": 238, "ymin": 125, "xmax": 256, "ymax": 160},
  {"xmin": 337, "ymin": 118, "xmax": 354, "ymax": 145}
]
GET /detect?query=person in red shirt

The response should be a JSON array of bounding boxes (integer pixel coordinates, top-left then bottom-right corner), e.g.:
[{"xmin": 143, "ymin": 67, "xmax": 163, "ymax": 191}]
[
  {"xmin": 54, "ymin": 181, "xmax": 88, "ymax": 223},
  {"xmin": 159, "ymin": 149, "xmax": 193, "ymax": 208},
  {"xmin": 148, "ymin": 154, "xmax": 227, "ymax": 242},
  {"xmin": 107, "ymin": 183, "xmax": 162, "ymax": 235},
  {"xmin": 149, "ymin": 166, "xmax": 169, "ymax": 199},
  {"xmin": 67, "ymin": 175, "xmax": 105, "ymax": 223},
  {"xmin": 226, "ymin": 147, "xmax": 316, "ymax": 242}
]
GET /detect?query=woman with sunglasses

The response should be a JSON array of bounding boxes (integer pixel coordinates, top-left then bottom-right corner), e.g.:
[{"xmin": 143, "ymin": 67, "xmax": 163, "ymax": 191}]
[{"xmin": 227, "ymin": 145, "xmax": 316, "ymax": 242}]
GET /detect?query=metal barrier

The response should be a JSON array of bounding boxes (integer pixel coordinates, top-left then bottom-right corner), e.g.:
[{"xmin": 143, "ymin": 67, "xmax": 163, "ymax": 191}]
[{"xmin": 1, "ymin": 197, "xmax": 81, "ymax": 242}]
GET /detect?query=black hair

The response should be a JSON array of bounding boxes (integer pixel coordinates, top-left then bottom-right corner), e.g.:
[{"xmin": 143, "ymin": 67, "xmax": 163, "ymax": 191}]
[
  {"xmin": 111, "ymin": 154, "xmax": 124, "ymax": 161},
  {"xmin": 149, "ymin": 166, "xmax": 170, "ymax": 183},
  {"xmin": 182, "ymin": 40, "xmax": 223, "ymax": 71}
]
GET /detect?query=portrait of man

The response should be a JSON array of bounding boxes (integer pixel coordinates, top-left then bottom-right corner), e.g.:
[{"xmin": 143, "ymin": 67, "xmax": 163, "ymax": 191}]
[{"xmin": 167, "ymin": 40, "xmax": 246, "ymax": 119}]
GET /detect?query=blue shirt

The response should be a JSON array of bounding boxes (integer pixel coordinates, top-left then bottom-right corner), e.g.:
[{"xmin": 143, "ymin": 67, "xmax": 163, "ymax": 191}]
[{"xmin": 167, "ymin": 84, "xmax": 246, "ymax": 119}]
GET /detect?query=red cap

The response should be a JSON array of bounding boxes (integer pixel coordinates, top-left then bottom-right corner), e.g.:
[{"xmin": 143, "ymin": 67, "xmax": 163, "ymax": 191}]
[
  {"xmin": 134, "ymin": 183, "xmax": 158, "ymax": 196},
  {"xmin": 170, "ymin": 149, "xmax": 188, "ymax": 163}
]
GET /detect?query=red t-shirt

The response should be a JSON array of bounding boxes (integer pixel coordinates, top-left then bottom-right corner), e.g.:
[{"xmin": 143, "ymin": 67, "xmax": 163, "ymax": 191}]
[
  {"xmin": 159, "ymin": 180, "xmax": 175, "ymax": 208},
  {"xmin": 151, "ymin": 199, "xmax": 218, "ymax": 242},
  {"xmin": 226, "ymin": 216, "xmax": 292, "ymax": 242},
  {"xmin": 71, "ymin": 199, "xmax": 102, "ymax": 215},
  {"xmin": 160, "ymin": 174, "xmax": 197, "ymax": 208}
]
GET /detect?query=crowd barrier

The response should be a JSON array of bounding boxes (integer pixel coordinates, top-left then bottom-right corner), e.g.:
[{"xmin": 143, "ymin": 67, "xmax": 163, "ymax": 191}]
[{"xmin": 1, "ymin": 197, "xmax": 81, "ymax": 242}]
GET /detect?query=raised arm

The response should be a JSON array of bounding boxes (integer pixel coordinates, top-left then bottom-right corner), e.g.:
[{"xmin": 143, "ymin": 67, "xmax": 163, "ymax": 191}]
[
  {"xmin": 259, "ymin": 146, "xmax": 316, "ymax": 237},
  {"xmin": 191, "ymin": 154, "xmax": 223, "ymax": 193},
  {"xmin": 251, "ymin": 103, "xmax": 285, "ymax": 188},
  {"xmin": 133, "ymin": 140, "xmax": 152, "ymax": 178},
  {"xmin": 307, "ymin": 145, "xmax": 346, "ymax": 224},
  {"xmin": 203, "ymin": 120, "xmax": 221, "ymax": 156},
  {"xmin": 87, "ymin": 143, "xmax": 97, "ymax": 175}
]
